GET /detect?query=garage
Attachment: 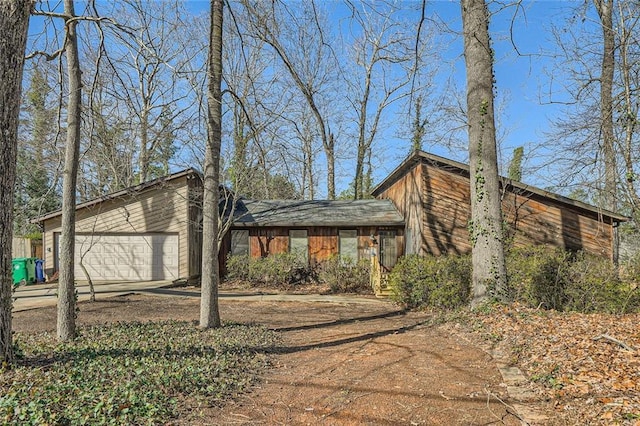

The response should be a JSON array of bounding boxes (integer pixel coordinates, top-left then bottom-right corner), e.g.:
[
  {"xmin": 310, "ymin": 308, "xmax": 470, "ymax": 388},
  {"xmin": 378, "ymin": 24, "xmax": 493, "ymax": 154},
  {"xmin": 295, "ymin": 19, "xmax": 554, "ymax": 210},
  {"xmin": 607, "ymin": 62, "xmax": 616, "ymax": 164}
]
[
  {"xmin": 34, "ymin": 169, "xmax": 203, "ymax": 283},
  {"xmin": 67, "ymin": 233, "xmax": 179, "ymax": 281}
]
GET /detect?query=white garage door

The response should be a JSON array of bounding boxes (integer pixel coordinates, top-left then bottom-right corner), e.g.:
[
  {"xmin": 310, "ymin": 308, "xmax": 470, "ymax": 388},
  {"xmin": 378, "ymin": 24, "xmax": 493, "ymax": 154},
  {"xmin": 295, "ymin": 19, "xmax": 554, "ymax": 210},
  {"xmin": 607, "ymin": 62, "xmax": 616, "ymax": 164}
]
[{"xmin": 73, "ymin": 233, "xmax": 179, "ymax": 281}]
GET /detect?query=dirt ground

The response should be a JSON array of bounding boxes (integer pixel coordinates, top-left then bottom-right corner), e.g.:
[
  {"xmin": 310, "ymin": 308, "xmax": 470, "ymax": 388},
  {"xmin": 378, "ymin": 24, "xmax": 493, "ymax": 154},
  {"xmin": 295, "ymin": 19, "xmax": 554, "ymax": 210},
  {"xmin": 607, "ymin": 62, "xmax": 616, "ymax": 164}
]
[{"xmin": 12, "ymin": 289, "xmax": 531, "ymax": 425}]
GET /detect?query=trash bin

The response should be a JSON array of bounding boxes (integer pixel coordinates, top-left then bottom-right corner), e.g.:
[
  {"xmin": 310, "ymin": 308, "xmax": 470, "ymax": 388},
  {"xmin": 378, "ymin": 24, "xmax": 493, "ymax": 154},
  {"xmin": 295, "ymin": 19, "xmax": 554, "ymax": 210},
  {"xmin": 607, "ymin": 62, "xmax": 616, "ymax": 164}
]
[
  {"xmin": 12, "ymin": 257, "xmax": 37, "ymax": 286},
  {"xmin": 35, "ymin": 259, "xmax": 45, "ymax": 283}
]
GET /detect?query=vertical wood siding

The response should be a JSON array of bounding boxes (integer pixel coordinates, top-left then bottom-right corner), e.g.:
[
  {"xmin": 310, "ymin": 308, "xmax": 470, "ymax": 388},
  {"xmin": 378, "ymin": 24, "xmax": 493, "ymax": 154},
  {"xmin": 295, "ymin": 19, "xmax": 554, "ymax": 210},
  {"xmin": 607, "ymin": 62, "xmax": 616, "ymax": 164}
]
[
  {"xmin": 376, "ymin": 159, "xmax": 615, "ymax": 259},
  {"xmin": 223, "ymin": 226, "xmax": 404, "ymax": 270}
]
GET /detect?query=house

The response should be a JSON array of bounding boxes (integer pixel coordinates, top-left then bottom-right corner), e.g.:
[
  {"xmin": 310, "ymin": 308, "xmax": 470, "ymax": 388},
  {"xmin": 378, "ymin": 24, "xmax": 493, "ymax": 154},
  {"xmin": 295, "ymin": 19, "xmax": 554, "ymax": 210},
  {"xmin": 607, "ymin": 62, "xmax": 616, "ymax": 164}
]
[
  {"xmin": 219, "ymin": 199, "xmax": 406, "ymax": 274},
  {"xmin": 33, "ymin": 150, "xmax": 627, "ymax": 286},
  {"xmin": 33, "ymin": 169, "xmax": 203, "ymax": 282},
  {"xmin": 372, "ymin": 150, "xmax": 629, "ymax": 261}
]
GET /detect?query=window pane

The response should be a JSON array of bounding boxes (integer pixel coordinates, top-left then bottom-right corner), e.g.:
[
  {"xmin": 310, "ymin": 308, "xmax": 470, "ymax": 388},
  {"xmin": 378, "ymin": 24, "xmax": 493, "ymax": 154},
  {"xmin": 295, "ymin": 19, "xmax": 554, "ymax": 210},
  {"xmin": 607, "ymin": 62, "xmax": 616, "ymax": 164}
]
[
  {"xmin": 289, "ymin": 230, "xmax": 308, "ymax": 262},
  {"xmin": 379, "ymin": 230, "xmax": 397, "ymax": 271},
  {"xmin": 231, "ymin": 230, "xmax": 249, "ymax": 256},
  {"xmin": 339, "ymin": 230, "xmax": 358, "ymax": 261}
]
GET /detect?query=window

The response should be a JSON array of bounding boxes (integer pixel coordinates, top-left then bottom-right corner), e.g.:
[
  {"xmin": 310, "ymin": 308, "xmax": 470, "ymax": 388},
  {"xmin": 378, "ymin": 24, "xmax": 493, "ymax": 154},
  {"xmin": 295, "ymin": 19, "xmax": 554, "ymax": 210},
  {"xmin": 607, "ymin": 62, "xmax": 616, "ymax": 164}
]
[
  {"xmin": 289, "ymin": 229, "xmax": 308, "ymax": 262},
  {"xmin": 339, "ymin": 230, "xmax": 358, "ymax": 261},
  {"xmin": 230, "ymin": 230, "xmax": 249, "ymax": 256}
]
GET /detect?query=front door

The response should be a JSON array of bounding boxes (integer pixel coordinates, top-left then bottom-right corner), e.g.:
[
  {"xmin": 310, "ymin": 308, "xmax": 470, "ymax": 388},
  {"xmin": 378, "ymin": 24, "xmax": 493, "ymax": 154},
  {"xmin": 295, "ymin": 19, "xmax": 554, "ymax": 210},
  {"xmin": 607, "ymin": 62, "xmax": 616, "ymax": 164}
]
[{"xmin": 378, "ymin": 230, "xmax": 397, "ymax": 272}]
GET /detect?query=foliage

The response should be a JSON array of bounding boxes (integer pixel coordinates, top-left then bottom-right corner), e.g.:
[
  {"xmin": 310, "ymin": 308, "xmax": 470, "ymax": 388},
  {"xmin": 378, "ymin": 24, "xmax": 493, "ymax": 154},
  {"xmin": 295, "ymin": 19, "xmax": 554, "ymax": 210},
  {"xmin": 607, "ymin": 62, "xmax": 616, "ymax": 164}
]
[
  {"xmin": 226, "ymin": 253, "xmax": 315, "ymax": 289},
  {"xmin": 507, "ymin": 146, "xmax": 524, "ymax": 181},
  {"xmin": 0, "ymin": 321, "xmax": 277, "ymax": 425},
  {"xmin": 565, "ymin": 252, "xmax": 639, "ymax": 314},
  {"xmin": 388, "ymin": 254, "xmax": 471, "ymax": 309},
  {"xmin": 317, "ymin": 255, "xmax": 371, "ymax": 294},
  {"xmin": 506, "ymin": 245, "xmax": 640, "ymax": 314},
  {"xmin": 505, "ymin": 245, "xmax": 571, "ymax": 310},
  {"xmin": 387, "ymin": 246, "xmax": 639, "ymax": 314}
]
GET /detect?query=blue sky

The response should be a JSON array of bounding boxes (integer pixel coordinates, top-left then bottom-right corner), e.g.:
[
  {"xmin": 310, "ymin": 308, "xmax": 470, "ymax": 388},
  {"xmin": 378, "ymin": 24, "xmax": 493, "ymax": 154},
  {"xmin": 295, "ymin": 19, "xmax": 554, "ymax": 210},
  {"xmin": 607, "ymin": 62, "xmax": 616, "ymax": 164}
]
[
  {"xmin": 185, "ymin": 0, "xmax": 578, "ymax": 185},
  {"xmin": 27, "ymin": 0, "xmax": 589, "ymax": 196}
]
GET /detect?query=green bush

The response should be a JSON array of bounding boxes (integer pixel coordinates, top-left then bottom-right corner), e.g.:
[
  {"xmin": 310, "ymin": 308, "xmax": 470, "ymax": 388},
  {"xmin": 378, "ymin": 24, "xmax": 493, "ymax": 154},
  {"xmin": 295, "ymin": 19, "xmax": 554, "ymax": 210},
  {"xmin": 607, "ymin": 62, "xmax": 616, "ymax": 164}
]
[
  {"xmin": 565, "ymin": 251, "xmax": 637, "ymax": 314},
  {"xmin": 226, "ymin": 254, "xmax": 250, "ymax": 281},
  {"xmin": 226, "ymin": 253, "xmax": 314, "ymax": 289},
  {"xmin": 388, "ymin": 254, "xmax": 471, "ymax": 309},
  {"xmin": 317, "ymin": 255, "xmax": 371, "ymax": 294},
  {"xmin": 505, "ymin": 245, "xmax": 571, "ymax": 310},
  {"xmin": 506, "ymin": 245, "xmax": 640, "ymax": 314}
]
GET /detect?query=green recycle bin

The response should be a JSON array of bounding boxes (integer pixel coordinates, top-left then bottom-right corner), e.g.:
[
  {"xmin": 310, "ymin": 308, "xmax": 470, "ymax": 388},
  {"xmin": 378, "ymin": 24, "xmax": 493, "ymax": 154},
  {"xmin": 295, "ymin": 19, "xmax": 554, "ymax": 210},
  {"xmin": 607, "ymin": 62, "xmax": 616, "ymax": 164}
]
[{"xmin": 12, "ymin": 257, "xmax": 37, "ymax": 286}]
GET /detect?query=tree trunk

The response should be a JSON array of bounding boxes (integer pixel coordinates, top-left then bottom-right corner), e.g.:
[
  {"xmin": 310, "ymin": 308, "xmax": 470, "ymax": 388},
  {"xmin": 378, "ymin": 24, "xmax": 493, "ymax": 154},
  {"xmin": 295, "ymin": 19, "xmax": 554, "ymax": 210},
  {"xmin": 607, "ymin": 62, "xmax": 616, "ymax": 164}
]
[
  {"xmin": 58, "ymin": 0, "xmax": 82, "ymax": 341},
  {"xmin": 200, "ymin": 0, "xmax": 223, "ymax": 329},
  {"xmin": 0, "ymin": 0, "xmax": 31, "ymax": 366},
  {"xmin": 594, "ymin": 0, "xmax": 617, "ymax": 211},
  {"xmin": 326, "ymin": 133, "xmax": 335, "ymax": 199},
  {"xmin": 461, "ymin": 0, "xmax": 507, "ymax": 306}
]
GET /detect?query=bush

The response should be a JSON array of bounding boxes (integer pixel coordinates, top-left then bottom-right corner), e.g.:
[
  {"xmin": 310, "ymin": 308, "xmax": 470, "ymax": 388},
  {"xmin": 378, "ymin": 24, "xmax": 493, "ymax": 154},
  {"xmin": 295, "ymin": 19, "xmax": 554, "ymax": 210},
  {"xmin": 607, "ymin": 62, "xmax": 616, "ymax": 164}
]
[
  {"xmin": 506, "ymin": 245, "xmax": 640, "ymax": 314},
  {"xmin": 317, "ymin": 255, "xmax": 371, "ymax": 294},
  {"xmin": 505, "ymin": 245, "xmax": 571, "ymax": 310},
  {"xmin": 388, "ymin": 254, "xmax": 471, "ymax": 309},
  {"xmin": 565, "ymin": 252, "xmax": 638, "ymax": 314},
  {"xmin": 226, "ymin": 253, "xmax": 315, "ymax": 289}
]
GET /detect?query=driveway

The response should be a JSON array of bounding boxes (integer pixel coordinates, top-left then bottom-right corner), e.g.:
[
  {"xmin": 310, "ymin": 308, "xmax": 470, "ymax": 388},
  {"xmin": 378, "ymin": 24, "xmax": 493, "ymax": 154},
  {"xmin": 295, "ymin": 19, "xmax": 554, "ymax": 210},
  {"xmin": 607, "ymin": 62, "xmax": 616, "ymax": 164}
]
[
  {"xmin": 12, "ymin": 280, "xmax": 174, "ymax": 311},
  {"xmin": 11, "ymin": 292, "xmax": 532, "ymax": 424},
  {"xmin": 12, "ymin": 281, "xmax": 383, "ymax": 312}
]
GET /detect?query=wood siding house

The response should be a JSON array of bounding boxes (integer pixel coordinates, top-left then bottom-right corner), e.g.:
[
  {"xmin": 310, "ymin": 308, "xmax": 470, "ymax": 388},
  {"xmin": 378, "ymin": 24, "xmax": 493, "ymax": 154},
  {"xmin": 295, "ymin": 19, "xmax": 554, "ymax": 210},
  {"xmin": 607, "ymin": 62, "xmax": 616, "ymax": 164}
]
[
  {"xmin": 33, "ymin": 169, "xmax": 203, "ymax": 282},
  {"xmin": 372, "ymin": 151, "xmax": 628, "ymax": 260},
  {"xmin": 220, "ymin": 199, "xmax": 405, "ymax": 275}
]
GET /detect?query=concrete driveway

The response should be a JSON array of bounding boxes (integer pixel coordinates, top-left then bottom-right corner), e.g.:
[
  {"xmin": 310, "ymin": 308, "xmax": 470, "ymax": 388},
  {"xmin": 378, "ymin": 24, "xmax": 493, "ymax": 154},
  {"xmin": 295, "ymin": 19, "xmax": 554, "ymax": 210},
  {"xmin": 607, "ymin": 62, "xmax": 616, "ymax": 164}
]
[
  {"xmin": 13, "ymin": 281, "xmax": 386, "ymax": 312},
  {"xmin": 12, "ymin": 280, "xmax": 174, "ymax": 312}
]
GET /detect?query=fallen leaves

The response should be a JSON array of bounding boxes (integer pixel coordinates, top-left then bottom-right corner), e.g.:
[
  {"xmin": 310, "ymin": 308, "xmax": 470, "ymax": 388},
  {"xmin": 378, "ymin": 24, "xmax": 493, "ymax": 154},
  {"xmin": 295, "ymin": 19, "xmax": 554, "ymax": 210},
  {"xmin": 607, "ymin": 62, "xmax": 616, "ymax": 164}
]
[{"xmin": 459, "ymin": 304, "xmax": 640, "ymax": 424}]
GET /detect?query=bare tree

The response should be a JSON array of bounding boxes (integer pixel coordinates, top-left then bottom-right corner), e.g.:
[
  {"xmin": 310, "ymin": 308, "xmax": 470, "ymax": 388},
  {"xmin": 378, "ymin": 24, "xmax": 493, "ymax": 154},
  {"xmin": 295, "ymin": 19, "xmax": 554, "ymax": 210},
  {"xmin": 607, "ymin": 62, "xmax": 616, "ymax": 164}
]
[
  {"xmin": 0, "ymin": 0, "xmax": 32, "ymax": 366},
  {"xmin": 344, "ymin": 1, "xmax": 414, "ymax": 199},
  {"xmin": 461, "ymin": 0, "xmax": 507, "ymax": 305},
  {"xmin": 241, "ymin": 0, "xmax": 339, "ymax": 199},
  {"xmin": 57, "ymin": 0, "xmax": 83, "ymax": 341},
  {"xmin": 104, "ymin": 0, "xmax": 191, "ymax": 184},
  {"xmin": 617, "ymin": 0, "xmax": 640, "ymax": 216},
  {"xmin": 200, "ymin": 0, "xmax": 223, "ymax": 329},
  {"xmin": 594, "ymin": 0, "xmax": 617, "ymax": 211}
]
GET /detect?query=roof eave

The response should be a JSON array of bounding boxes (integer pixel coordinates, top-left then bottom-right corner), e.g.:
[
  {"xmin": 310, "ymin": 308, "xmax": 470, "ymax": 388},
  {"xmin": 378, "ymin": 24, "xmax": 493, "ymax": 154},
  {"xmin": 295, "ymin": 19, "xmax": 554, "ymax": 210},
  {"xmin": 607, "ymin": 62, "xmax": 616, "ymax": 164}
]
[{"xmin": 31, "ymin": 168, "xmax": 201, "ymax": 224}]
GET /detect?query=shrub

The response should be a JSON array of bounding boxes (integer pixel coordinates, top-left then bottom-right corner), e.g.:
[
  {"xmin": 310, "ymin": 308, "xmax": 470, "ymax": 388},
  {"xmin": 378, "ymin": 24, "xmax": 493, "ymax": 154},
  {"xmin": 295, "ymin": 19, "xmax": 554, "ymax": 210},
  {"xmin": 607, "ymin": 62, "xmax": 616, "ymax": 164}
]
[
  {"xmin": 317, "ymin": 255, "xmax": 371, "ymax": 294},
  {"xmin": 505, "ymin": 245, "xmax": 640, "ymax": 314},
  {"xmin": 565, "ymin": 252, "xmax": 637, "ymax": 314},
  {"xmin": 388, "ymin": 254, "xmax": 471, "ymax": 309},
  {"xmin": 505, "ymin": 245, "xmax": 571, "ymax": 310},
  {"xmin": 226, "ymin": 254, "xmax": 250, "ymax": 281},
  {"xmin": 226, "ymin": 253, "xmax": 315, "ymax": 289}
]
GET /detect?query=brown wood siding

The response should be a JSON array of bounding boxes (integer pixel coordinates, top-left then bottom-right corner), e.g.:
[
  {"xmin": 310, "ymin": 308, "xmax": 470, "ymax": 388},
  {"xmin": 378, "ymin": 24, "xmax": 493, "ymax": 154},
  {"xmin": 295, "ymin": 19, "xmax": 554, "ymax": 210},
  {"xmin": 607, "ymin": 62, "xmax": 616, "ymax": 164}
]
[
  {"xmin": 308, "ymin": 227, "xmax": 338, "ymax": 263},
  {"xmin": 503, "ymin": 189, "xmax": 614, "ymax": 257},
  {"xmin": 373, "ymin": 163, "xmax": 424, "ymax": 255},
  {"xmin": 222, "ymin": 226, "xmax": 404, "ymax": 270},
  {"xmin": 377, "ymin": 157, "xmax": 616, "ymax": 259},
  {"xmin": 42, "ymin": 176, "xmax": 193, "ymax": 278},
  {"xmin": 250, "ymin": 228, "xmax": 289, "ymax": 258}
]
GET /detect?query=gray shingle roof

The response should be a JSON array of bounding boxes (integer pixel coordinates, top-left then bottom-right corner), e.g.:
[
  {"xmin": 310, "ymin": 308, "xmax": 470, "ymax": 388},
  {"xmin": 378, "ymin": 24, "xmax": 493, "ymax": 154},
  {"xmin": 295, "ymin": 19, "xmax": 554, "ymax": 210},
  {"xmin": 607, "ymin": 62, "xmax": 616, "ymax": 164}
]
[{"xmin": 231, "ymin": 199, "xmax": 404, "ymax": 227}]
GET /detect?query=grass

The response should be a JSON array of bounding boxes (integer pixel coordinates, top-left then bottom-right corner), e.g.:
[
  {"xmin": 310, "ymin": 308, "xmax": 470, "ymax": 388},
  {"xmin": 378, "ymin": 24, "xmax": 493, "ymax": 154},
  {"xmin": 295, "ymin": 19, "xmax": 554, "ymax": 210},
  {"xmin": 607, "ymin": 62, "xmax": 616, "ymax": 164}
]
[{"xmin": 0, "ymin": 320, "xmax": 278, "ymax": 425}]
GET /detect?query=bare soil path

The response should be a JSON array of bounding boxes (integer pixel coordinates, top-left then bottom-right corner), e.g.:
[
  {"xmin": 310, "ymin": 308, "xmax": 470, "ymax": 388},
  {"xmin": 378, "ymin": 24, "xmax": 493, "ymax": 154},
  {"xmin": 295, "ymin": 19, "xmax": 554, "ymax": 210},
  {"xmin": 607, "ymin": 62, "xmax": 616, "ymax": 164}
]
[{"xmin": 12, "ymin": 290, "xmax": 528, "ymax": 425}]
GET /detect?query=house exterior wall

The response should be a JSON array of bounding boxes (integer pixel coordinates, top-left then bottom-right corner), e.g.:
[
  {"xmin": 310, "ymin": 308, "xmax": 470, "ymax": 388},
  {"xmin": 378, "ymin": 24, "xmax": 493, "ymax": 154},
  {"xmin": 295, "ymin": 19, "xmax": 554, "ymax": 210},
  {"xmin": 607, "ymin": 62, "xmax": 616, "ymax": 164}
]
[
  {"xmin": 376, "ymin": 159, "xmax": 617, "ymax": 260},
  {"xmin": 370, "ymin": 163, "xmax": 425, "ymax": 256},
  {"xmin": 220, "ymin": 226, "xmax": 404, "ymax": 273},
  {"xmin": 41, "ymin": 174, "xmax": 200, "ymax": 278}
]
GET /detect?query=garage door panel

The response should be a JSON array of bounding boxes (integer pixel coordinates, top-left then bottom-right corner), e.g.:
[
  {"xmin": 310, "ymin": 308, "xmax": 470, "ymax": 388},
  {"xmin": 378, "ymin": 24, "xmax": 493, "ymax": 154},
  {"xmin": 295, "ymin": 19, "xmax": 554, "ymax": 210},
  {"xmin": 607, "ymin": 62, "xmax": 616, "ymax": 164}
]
[{"xmin": 71, "ymin": 234, "xmax": 178, "ymax": 281}]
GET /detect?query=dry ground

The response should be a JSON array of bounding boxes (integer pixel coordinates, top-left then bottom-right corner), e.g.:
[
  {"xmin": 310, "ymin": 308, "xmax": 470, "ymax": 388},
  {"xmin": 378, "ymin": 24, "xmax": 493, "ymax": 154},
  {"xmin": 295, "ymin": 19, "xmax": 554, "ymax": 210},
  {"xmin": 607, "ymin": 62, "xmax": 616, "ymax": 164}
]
[{"xmin": 11, "ymin": 288, "xmax": 535, "ymax": 425}]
